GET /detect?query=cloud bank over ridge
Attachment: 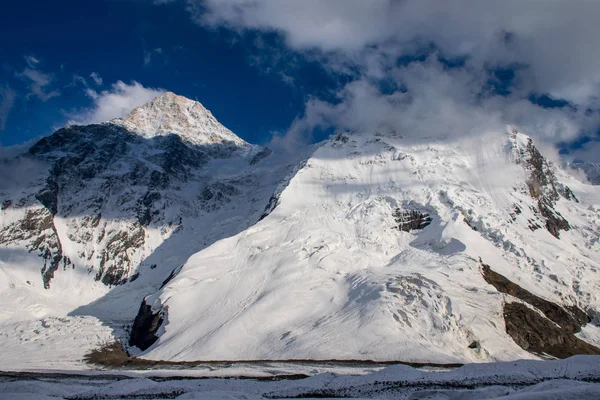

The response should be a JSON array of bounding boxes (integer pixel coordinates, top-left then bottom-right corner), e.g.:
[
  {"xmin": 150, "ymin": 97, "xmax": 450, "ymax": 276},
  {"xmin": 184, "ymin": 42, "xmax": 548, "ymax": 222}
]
[
  {"xmin": 182, "ymin": 0, "xmax": 600, "ymax": 158},
  {"xmin": 68, "ymin": 81, "xmax": 166, "ymax": 126}
]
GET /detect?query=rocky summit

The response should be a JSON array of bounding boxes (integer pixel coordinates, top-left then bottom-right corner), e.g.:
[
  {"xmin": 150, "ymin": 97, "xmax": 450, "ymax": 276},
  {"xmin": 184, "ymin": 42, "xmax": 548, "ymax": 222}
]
[
  {"xmin": 0, "ymin": 93, "xmax": 301, "ymax": 322},
  {"xmin": 1, "ymin": 93, "xmax": 600, "ymax": 370}
]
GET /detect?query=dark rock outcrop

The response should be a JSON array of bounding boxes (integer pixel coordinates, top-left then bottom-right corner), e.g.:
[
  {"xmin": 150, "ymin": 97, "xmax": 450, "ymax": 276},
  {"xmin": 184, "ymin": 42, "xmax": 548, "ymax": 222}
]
[
  {"xmin": 393, "ymin": 209, "xmax": 432, "ymax": 232},
  {"xmin": 258, "ymin": 159, "xmax": 308, "ymax": 222},
  {"xmin": 538, "ymin": 198, "xmax": 571, "ymax": 239},
  {"xmin": 95, "ymin": 225, "xmax": 146, "ymax": 286},
  {"xmin": 249, "ymin": 147, "xmax": 272, "ymax": 165},
  {"xmin": 129, "ymin": 299, "xmax": 164, "ymax": 351},
  {"xmin": 504, "ymin": 302, "xmax": 600, "ymax": 358},
  {"xmin": 137, "ymin": 191, "xmax": 162, "ymax": 226},
  {"xmin": 0, "ymin": 207, "xmax": 71, "ymax": 289},
  {"xmin": 199, "ymin": 182, "xmax": 240, "ymax": 212},
  {"xmin": 160, "ymin": 265, "xmax": 183, "ymax": 290},
  {"xmin": 563, "ymin": 186, "xmax": 579, "ymax": 202},
  {"xmin": 259, "ymin": 194, "xmax": 280, "ymax": 221},
  {"xmin": 481, "ymin": 263, "xmax": 599, "ymax": 358},
  {"xmin": 514, "ymin": 135, "xmax": 575, "ymax": 239},
  {"xmin": 482, "ymin": 264, "xmax": 588, "ymax": 333}
]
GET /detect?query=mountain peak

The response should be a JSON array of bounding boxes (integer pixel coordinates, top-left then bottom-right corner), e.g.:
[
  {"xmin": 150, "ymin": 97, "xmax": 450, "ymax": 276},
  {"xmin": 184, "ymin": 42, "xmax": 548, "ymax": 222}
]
[{"xmin": 112, "ymin": 92, "xmax": 248, "ymax": 146}]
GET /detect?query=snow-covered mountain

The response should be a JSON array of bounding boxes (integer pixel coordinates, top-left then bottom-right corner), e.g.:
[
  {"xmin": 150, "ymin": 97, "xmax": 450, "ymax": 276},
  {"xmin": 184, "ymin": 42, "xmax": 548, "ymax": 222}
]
[
  {"xmin": 133, "ymin": 127, "xmax": 600, "ymax": 364},
  {"xmin": 1, "ymin": 92, "xmax": 600, "ymax": 369},
  {"xmin": 0, "ymin": 92, "xmax": 302, "ymax": 324}
]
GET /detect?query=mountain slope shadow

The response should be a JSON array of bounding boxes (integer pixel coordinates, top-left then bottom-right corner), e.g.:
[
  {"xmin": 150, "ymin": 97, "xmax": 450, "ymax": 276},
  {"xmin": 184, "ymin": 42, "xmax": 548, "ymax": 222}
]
[
  {"xmin": 0, "ymin": 119, "xmax": 300, "ymax": 344},
  {"xmin": 63, "ymin": 135, "xmax": 298, "ymax": 335}
]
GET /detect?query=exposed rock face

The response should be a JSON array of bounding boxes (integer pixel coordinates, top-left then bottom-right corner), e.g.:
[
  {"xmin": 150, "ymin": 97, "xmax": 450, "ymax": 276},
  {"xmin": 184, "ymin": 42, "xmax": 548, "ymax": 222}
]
[
  {"xmin": 95, "ymin": 224, "xmax": 146, "ymax": 286},
  {"xmin": 199, "ymin": 182, "xmax": 241, "ymax": 212},
  {"xmin": 129, "ymin": 299, "xmax": 163, "ymax": 351},
  {"xmin": 504, "ymin": 303, "xmax": 600, "ymax": 358},
  {"xmin": 481, "ymin": 264, "xmax": 598, "ymax": 358},
  {"xmin": 16, "ymin": 123, "xmax": 225, "ymax": 287},
  {"xmin": 0, "ymin": 93, "xmax": 286, "ymax": 290},
  {"xmin": 0, "ymin": 207, "xmax": 71, "ymax": 289},
  {"xmin": 510, "ymin": 131, "xmax": 575, "ymax": 238},
  {"xmin": 249, "ymin": 147, "xmax": 272, "ymax": 165},
  {"xmin": 160, "ymin": 265, "xmax": 183, "ymax": 290},
  {"xmin": 482, "ymin": 264, "xmax": 588, "ymax": 332},
  {"xmin": 259, "ymin": 194, "xmax": 280, "ymax": 221},
  {"xmin": 393, "ymin": 209, "xmax": 432, "ymax": 232}
]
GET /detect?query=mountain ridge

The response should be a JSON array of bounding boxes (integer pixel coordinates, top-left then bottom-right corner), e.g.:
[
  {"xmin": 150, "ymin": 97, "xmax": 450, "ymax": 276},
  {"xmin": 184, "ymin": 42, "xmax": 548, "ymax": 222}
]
[
  {"xmin": 1, "ymin": 93, "xmax": 599, "ymax": 369},
  {"xmin": 111, "ymin": 91, "xmax": 249, "ymax": 147},
  {"xmin": 130, "ymin": 125, "xmax": 600, "ymax": 363},
  {"xmin": 0, "ymin": 94, "xmax": 301, "ymax": 325}
]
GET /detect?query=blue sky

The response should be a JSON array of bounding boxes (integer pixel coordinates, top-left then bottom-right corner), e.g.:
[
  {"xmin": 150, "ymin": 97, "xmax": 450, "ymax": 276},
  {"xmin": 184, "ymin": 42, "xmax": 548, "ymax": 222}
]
[
  {"xmin": 2, "ymin": 1, "xmax": 600, "ymax": 162},
  {"xmin": 0, "ymin": 0, "xmax": 336, "ymax": 146}
]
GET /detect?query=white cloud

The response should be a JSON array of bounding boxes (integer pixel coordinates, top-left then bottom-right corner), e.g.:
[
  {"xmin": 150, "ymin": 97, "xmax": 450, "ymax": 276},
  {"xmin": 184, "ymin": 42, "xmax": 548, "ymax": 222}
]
[
  {"xmin": 0, "ymin": 85, "xmax": 16, "ymax": 131},
  {"xmin": 69, "ymin": 80, "xmax": 166, "ymax": 125},
  {"xmin": 17, "ymin": 66, "xmax": 60, "ymax": 102},
  {"xmin": 194, "ymin": 0, "xmax": 600, "ymax": 105},
  {"xmin": 187, "ymin": 0, "xmax": 600, "ymax": 161},
  {"xmin": 25, "ymin": 55, "xmax": 40, "ymax": 67},
  {"xmin": 195, "ymin": 0, "xmax": 391, "ymax": 52},
  {"xmin": 269, "ymin": 58, "xmax": 599, "ymax": 152},
  {"xmin": 90, "ymin": 72, "xmax": 103, "ymax": 86},
  {"xmin": 567, "ymin": 140, "xmax": 600, "ymax": 164},
  {"xmin": 70, "ymin": 72, "xmax": 103, "ymax": 88},
  {"xmin": 0, "ymin": 140, "xmax": 49, "ymax": 191},
  {"xmin": 71, "ymin": 74, "xmax": 88, "ymax": 87}
]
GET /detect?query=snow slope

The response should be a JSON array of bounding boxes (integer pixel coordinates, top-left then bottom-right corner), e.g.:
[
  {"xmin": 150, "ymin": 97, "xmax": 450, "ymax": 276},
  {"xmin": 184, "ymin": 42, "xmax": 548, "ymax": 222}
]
[
  {"xmin": 0, "ymin": 93, "xmax": 305, "ymax": 368},
  {"xmin": 1, "ymin": 92, "xmax": 600, "ymax": 371},
  {"xmin": 140, "ymin": 128, "xmax": 600, "ymax": 363}
]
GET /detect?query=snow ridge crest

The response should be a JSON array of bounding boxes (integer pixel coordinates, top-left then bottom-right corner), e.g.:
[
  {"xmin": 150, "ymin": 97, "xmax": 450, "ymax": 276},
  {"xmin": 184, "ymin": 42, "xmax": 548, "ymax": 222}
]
[{"xmin": 112, "ymin": 92, "xmax": 248, "ymax": 147}]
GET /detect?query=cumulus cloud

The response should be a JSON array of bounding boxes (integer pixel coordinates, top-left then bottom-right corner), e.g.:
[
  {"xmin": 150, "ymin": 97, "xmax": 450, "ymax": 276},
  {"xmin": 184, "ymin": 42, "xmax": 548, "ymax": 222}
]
[
  {"xmin": 68, "ymin": 80, "xmax": 166, "ymax": 125},
  {"xmin": 195, "ymin": 1, "xmax": 600, "ymax": 102},
  {"xmin": 181, "ymin": 0, "xmax": 600, "ymax": 160},
  {"xmin": 0, "ymin": 85, "xmax": 16, "ymax": 131},
  {"xmin": 269, "ymin": 58, "xmax": 598, "ymax": 151}
]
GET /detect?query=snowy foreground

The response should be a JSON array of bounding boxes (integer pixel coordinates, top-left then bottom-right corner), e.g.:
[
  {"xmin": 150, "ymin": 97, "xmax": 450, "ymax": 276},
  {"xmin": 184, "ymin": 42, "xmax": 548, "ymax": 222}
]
[{"xmin": 2, "ymin": 356, "xmax": 600, "ymax": 399}]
